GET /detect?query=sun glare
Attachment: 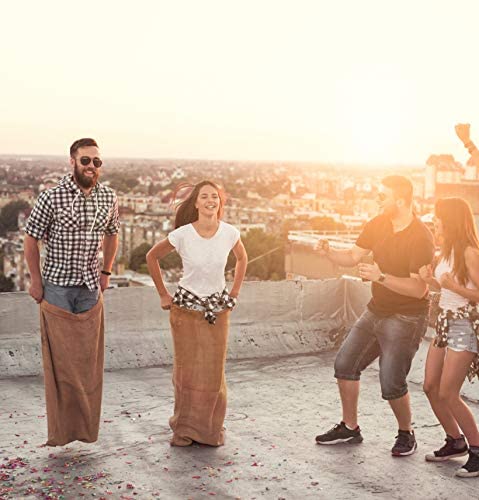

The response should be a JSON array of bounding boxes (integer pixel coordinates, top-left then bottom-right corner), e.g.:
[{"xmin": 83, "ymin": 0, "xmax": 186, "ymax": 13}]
[{"xmin": 339, "ymin": 70, "xmax": 410, "ymax": 165}]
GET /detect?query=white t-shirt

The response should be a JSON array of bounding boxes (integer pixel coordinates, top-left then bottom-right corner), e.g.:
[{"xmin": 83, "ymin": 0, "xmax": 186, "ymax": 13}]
[
  {"xmin": 435, "ymin": 256, "xmax": 476, "ymax": 311},
  {"xmin": 167, "ymin": 221, "xmax": 241, "ymax": 297}
]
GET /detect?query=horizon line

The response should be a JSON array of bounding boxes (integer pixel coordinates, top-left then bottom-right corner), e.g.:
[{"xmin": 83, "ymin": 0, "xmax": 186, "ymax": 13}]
[{"xmin": 0, "ymin": 153, "xmax": 425, "ymax": 169}]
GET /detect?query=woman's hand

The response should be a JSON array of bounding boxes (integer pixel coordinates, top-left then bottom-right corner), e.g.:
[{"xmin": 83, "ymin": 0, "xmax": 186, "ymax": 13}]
[
  {"xmin": 160, "ymin": 293, "xmax": 173, "ymax": 310},
  {"xmin": 419, "ymin": 264, "xmax": 433, "ymax": 283},
  {"xmin": 439, "ymin": 272, "xmax": 458, "ymax": 292}
]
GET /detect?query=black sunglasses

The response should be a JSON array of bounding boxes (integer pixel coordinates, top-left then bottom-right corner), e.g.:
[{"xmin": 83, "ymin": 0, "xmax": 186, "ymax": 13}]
[{"xmin": 79, "ymin": 156, "xmax": 103, "ymax": 168}]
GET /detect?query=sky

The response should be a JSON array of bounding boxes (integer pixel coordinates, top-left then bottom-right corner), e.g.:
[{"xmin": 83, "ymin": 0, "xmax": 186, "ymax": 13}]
[{"xmin": 1, "ymin": 0, "xmax": 478, "ymax": 165}]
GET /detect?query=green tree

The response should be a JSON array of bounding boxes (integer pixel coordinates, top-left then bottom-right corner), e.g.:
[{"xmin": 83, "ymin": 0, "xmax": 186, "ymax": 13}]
[
  {"xmin": 229, "ymin": 228, "xmax": 285, "ymax": 281},
  {"xmin": 129, "ymin": 242, "xmax": 152, "ymax": 271},
  {"xmin": 160, "ymin": 251, "xmax": 182, "ymax": 270},
  {"xmin": 310, "ymin": 216, "xmax": 346, "ymax": 232},
  {"xmin": 0, "ymin": 273, "xmax": 14, "ymax": 292},
  {"xmin": 104, "ymin": 173, "xmax": 139, "ymax": 194},
  {"xmin": 0, "ymin": 200, "xmax": 30, "ymax": 236}
]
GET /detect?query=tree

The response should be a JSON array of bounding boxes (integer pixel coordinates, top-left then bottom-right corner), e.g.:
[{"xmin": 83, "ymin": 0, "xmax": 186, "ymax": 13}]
[
  {"xmin": 160, "ymin": 251, "xmax": 182, "ymax": 270},
  {"xmin": 310, "ymin": 216, "xmax": 346, "ymax": 232},
  {"xmin": 227, "ymin": 228, "xmax": 285, "ymax": 281},
  {"xmin": 0, "ymin": 200, "xmax": 30, "ymax": 236},
  {"xmin": 129, "ymin": 243, "xmax": 152, "ymax": 272},
  {"xmin": 104, "ymin": 173, "xmax": 139, "ymax": 194},
  {"xmin": 0, "ymin": 273, "xmax": 14, "ymax": 292}
]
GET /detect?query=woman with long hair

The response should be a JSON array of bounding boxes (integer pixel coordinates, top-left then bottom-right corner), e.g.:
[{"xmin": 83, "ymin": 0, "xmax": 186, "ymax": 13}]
[
  {"xmin": 420, "ymin": 197, "xmax": 479, "ymax": 477},
  {"xmin": 146, "ymin": 180, "xmax": 247, "ymax": 446}
]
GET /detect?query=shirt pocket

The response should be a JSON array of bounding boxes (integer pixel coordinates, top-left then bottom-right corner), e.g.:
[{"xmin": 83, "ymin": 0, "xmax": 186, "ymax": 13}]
[
  {"xmin": 55, "ymin": 207, "xmax": 79, "ymax": 232},
  {"xmin": 93, "ymin": 206, "xmax": 111, "ymax": 232}
]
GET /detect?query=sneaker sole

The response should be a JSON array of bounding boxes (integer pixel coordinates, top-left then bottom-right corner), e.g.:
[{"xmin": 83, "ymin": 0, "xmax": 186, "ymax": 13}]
[
  {"xmin": 425, "ymin": 450, "xmax": 469, "ymax": 462},
  {"xmin": 392, "ymin": 442, "xmax": 417, "ymax": 457},
  {"xmin": 455, "ymin": 469, "xmax": 479, "ymax": 478},
  {"xmin": 316, "ymin": 435, "xmax": 363, "ymax": 445}
]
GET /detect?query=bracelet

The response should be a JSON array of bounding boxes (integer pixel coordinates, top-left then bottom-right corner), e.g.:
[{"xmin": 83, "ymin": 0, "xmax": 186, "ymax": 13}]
[{"xmin": 101, "ymin": 270, "xmax": 112, "ymax": 276}]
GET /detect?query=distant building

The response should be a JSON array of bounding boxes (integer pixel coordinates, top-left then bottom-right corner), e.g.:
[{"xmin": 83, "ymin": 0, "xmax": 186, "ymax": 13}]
[{"xmin": 425, "ymin": 154, "xmax": 465, "ymax": 199}]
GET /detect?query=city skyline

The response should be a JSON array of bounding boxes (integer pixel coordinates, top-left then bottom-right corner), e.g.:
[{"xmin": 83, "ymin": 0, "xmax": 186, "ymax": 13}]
[{"xmin": 2, "ymin": 0, "xmax": 479, "ymax": 166}]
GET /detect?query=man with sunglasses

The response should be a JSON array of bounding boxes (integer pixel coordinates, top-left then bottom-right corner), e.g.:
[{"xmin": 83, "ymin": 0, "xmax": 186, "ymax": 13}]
[
  {"xmin": 24, "ymin": 138, "xmax": 119, "ymax": 311},
  {"xmin": 314, "ymin": 175, "xmax": 435, "ymax": 457},
  {"xmin": 23, "ymin": 138, "xmax": 119, "ymax": 446}
]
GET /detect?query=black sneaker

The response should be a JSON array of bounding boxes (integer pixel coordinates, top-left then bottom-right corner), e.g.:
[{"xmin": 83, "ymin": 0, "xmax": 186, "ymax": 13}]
[
  {"xmin": 425, "ymin": 435, "xmax": 468, "ymax": 462},
  {"xmin": 391, "ymin": 430, "xmax": 417, "ymax": 456},
  {"xmin": 455, "ymin": 450, "xmax": 479, "ymax": 477},
  {"xmin": 315, "ymin": 421, "xmax": 363, "ymax": 445}
]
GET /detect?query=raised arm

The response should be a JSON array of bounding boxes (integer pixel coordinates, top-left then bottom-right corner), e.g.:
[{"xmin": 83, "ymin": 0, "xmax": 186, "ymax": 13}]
[
  {"xmin": 317, "ymin": 239, "xmax": 371, "ymax": 267},
  {"xmin": 455, "ymin": 123, "xmax": 479, "ymax": 166},
  {"xmin": 146, "ymin": 238, "xmax": 176, "ymax": 310}
]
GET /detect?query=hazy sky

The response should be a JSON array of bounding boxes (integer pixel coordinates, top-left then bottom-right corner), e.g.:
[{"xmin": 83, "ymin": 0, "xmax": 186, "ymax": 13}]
[{"xmin": 1, "ymin": 0, "xmax": 478, "ymax": 165}]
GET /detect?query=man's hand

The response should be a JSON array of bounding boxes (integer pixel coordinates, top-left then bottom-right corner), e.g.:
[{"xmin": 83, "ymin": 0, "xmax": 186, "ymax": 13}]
[
  {"xmin": 455, "ymin": 123, "xmax": 471, "ymax": 145},
  {"xmin": 315, "ymin": 239, "xmax": 330, "ymax": 257},
  {"xmin": 358, "ymin": 261, "xmax": 381, "ymax": 282},
  {"xmin": 439, "ymin": 272, "xmax": 458, "ymax": 292},
  {"xmin": 419, "ymin": 264, "xmax": 433, "ymax": 282},
  {"xmin": 29, "ymin": 280, "xmax": 43, "ymax": 303},
  {"xmin": 100, "ymin": 273, "xmax": 110, "ymax": 292},
  {"xmin": 160, "ymin": 293, "xmax": 173, "ymax": 310}
]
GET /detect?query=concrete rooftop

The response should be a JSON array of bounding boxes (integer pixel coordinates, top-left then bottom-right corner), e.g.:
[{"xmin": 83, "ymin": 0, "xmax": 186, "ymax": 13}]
[
  {"xmin": 2, "ymin": 280, "xmax": 479, "ymax": 499},
  {"xmin": 2, "ymin": 351, "xmax": 479, "ymax": 499}
]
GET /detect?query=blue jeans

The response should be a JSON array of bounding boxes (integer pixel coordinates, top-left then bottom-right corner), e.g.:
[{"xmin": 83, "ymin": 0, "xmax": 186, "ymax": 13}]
[
  {"xmin": 334, "ymin": 309, "xmax": 428, "ymax": 400},
  {"xmin": 447, "ymin": 318, "xmax": 478, "ymax": 354},
  {"xmin": 43, "ymin": 280, "xmax": 99, "ymax": 314}
]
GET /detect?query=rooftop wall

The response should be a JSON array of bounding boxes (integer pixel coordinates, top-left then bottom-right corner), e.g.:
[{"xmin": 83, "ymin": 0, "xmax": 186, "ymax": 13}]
[{"xmin": 0, "ymin": 278, "xmax": 370, "ymax": 378}]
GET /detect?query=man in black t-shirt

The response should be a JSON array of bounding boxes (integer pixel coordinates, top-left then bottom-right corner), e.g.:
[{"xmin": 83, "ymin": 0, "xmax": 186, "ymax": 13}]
[{"xmin": 315, "ymin": 175, "xmax": 435, "ymax": 456}]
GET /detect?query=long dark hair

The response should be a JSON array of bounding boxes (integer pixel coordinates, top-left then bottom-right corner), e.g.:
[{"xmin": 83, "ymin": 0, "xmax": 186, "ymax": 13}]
[
  {"xmin": 172, "ymin": 180, "xmax": 225, "ymax": 229},
  {"xmin": 435, "ymin": 197, "xmax": 479, "ymax": 286}
]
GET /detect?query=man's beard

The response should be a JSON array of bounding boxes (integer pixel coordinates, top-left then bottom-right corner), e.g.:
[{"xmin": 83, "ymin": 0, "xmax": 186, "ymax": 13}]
[{"xmin": 74, "ymin": 162, "xmax": 99, "ymax": 189}]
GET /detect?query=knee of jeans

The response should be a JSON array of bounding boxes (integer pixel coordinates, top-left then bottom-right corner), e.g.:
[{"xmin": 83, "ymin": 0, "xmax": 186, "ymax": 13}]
[
  {"xmin": 334, "ymin": 353, "xmax": 358, "ymax": 379},
  {"xmin": 379, "ymin": 371, "xmax": 407, "ymax": 400}
]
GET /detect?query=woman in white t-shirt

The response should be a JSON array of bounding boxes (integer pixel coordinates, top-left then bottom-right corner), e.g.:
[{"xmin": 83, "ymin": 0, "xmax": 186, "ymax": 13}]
[
  {"xmin": 146, "ymin": 180, "xmax": 247, "ymax": 447},
  {"xmin": 420, "ymin": 197, "xmax": 479, "ymax": 477}
]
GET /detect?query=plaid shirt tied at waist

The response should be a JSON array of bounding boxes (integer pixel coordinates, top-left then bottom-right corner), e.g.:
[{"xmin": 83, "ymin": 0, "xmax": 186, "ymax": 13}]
[{"xmin": 173, "ymin": 286, "xmax": 237, "ymax": 324}]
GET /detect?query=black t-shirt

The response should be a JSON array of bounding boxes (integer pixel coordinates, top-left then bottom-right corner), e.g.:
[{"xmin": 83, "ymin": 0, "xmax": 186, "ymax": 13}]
[{"xmin": 356, "ymin": 214, "xmax": 435, "ymax": 316}]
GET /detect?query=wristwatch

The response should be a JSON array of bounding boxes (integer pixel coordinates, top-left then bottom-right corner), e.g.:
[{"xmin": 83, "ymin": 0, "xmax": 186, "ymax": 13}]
[{"xmin": 377, "ymin": 273, "xmax": 386, "ymax": 283}]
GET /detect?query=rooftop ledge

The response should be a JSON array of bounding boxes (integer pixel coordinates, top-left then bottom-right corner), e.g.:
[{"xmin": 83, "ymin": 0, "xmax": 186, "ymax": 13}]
[
  {"xmin": 1, "ymin": 278, "xmax": 478, "ymax": 404},
  {"xmin": 0, "ymin": 278, "xmax": 368, "ymax": 378}
]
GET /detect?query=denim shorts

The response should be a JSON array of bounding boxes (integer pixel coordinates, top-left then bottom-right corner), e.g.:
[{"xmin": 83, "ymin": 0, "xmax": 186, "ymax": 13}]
[
  {"xmin": 334, "ymin": 309, "xmax": 428, "ymax": 400},
  {"xmin": 43, "ymin": 280, "xmax": 99, "ymax": 314},
  {"xmin": 446, "ymin": 318, "xmax": 478, "ymax": 354}
]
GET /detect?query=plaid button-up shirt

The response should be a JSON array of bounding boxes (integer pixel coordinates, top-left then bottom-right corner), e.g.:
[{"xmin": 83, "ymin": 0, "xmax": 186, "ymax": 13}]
[
  {"xmin": 173, "ymin": 286, "xmax": 237, "ymax": 324},
  {"xmin": 25, "ymin": 174, "xmax": 120, "ymax": 291}
]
